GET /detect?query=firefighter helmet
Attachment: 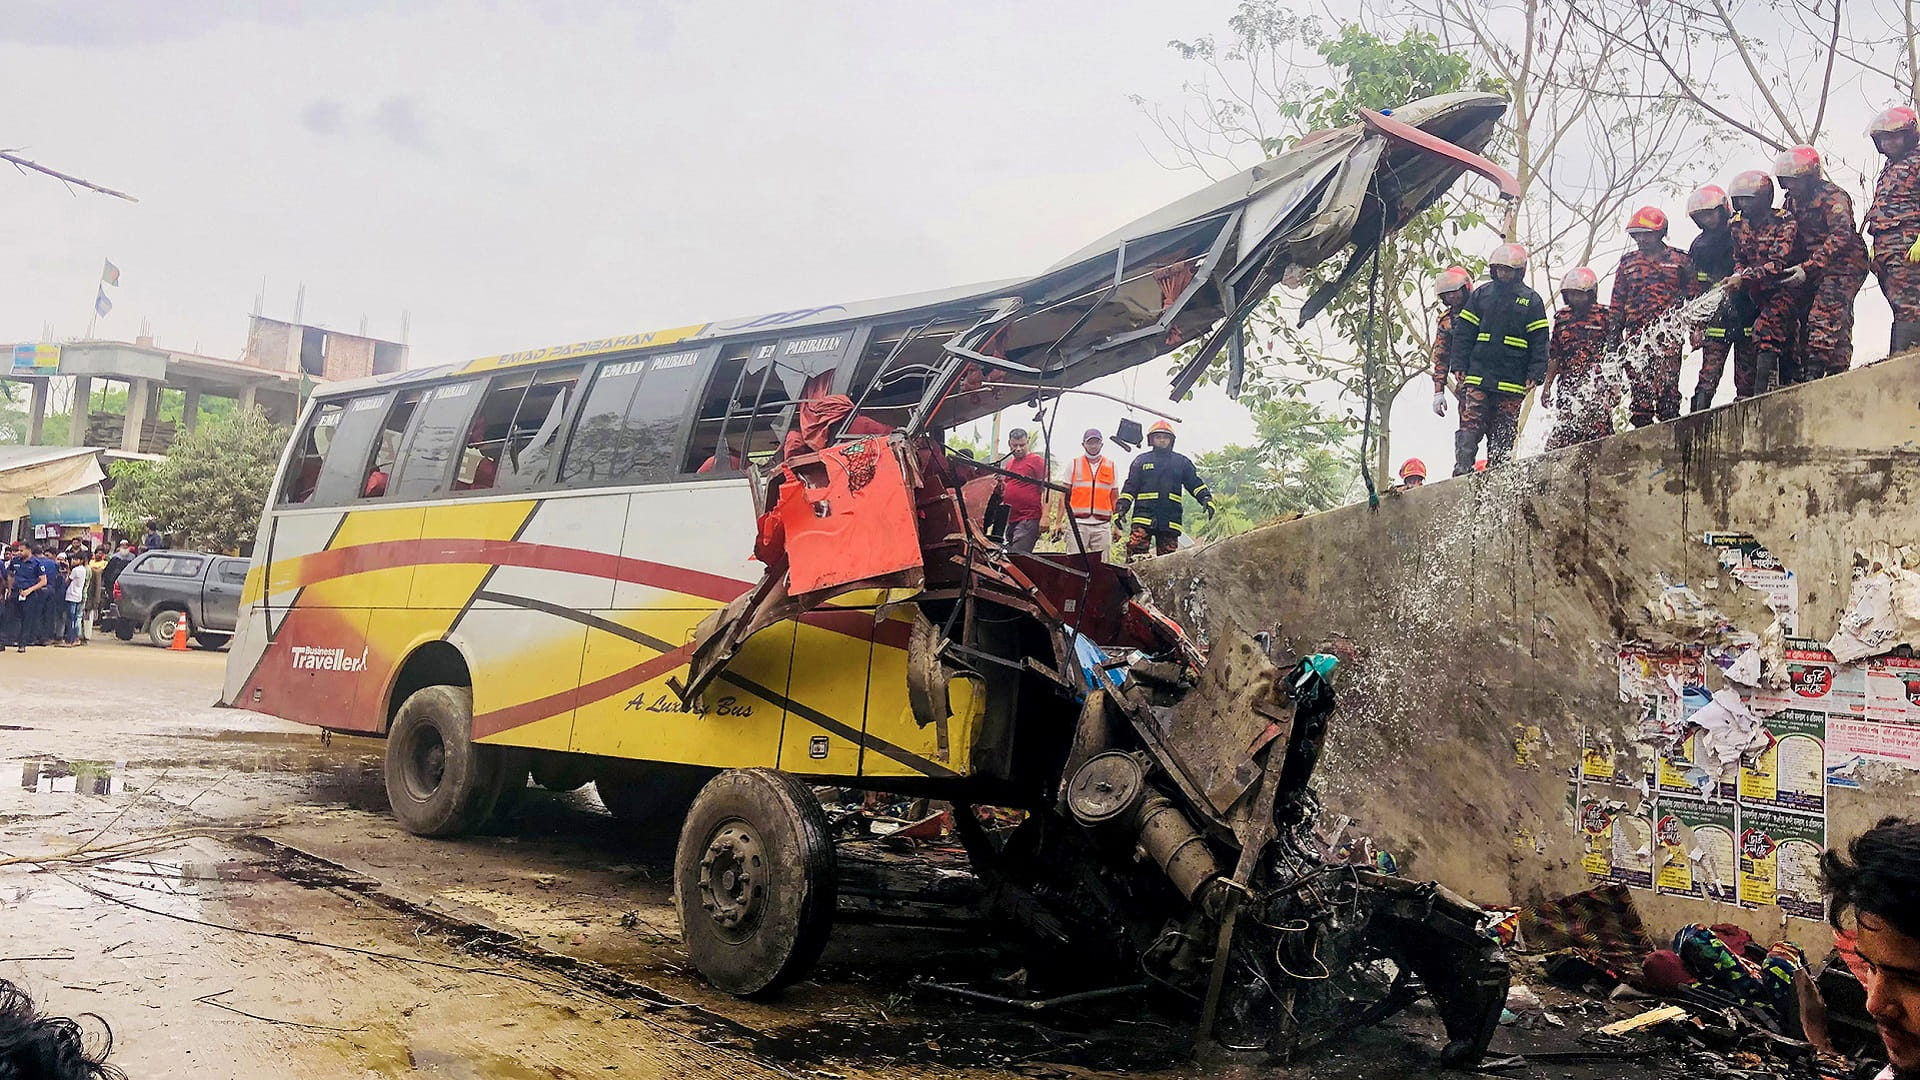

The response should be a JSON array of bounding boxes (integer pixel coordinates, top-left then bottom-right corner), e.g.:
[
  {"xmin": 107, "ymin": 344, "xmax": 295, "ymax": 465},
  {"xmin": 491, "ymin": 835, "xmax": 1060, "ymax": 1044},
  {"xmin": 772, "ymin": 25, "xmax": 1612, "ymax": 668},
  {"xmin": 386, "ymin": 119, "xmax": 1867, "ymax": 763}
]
[
  {"xmin": 1775, "ymin": 145, "xmax": 1822, "ymax": 179},
  {"xmin": 1432, "ymin": 265, "xmax": 1472, "ymax": 296},
  {"xmin": 1686, "ymin": 185, "xmax": 1730, "ymax": 218},
  {"xmin": 1869, "ymin": 105, "xmax": 1919, "ymax": 137},
  {"xmin": 1560, "ymin": 267, "xmax": 1600, "ymax": 294},
  {"xmin": 1626, "ymin": 206, "xmax": 1669, "ymax": 235},
  {"xmin": 1488, "ymin": 243, "xmax": 1529, "ymax": 269},
  {"xmin": 1728, "ymin": 169, "xmax": 1775, "ymax": 202},
  {"xmin": 1147, "ymin": 419, "xmax": 1176, "ymax": 445},
  {"xmin": 1399, "ymin": 458, "xmax": 1428, "ymax": 481}
]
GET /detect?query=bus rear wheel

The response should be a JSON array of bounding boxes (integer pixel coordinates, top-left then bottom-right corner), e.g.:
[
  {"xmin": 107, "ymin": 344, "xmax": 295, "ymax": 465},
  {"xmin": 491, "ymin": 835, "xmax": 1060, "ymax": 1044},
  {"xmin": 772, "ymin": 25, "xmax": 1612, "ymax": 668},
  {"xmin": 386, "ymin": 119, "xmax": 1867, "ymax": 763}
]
[
  {"xmin": 673, "ymin": 769, "xmax": 835, "ymax": 997},
  {"xmin": 384, "ymin": 685, "xmax": 514, "ymax": 838}
]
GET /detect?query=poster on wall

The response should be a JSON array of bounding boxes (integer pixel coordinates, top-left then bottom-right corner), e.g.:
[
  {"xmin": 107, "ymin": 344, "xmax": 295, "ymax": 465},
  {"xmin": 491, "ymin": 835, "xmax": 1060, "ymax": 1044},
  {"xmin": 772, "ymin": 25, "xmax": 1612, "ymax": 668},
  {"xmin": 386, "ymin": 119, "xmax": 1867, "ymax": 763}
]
[
  {"xmin": 1863, "ymin": 654, "xmax": 1920, "ymax": 724},
  {"xmin": 1737, "ymin": 807, "xmax": 1825, "ymax": 920},
  {"xmin": 1655, "ymin": 796, "xmax": 1737, "ymax": 903},
  {"xmin": 1826, "ymin": 716, "xmax": 1920, "ymax": 786},
  {"xmin": 1579, "ymin": 796, "xmax": 1653, "ymax": 890},
  {"xmin": 1738, "ymin": 708, "xmax": 1825, "ymax": 813},
  {"xmin": 1703, "ymin": 531, "xmax": 1799, "ymax": 633},
  {"xmin": 1752, "ymin": 639, "xmax": 1866, "ymax": 719}
]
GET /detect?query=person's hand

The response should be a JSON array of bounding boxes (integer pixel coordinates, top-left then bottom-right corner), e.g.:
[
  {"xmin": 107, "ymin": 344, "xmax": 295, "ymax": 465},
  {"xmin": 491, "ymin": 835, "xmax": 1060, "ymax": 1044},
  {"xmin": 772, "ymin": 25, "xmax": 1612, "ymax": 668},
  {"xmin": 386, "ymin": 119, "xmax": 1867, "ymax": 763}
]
[
  {"xmin": 1047, "ymin": 526, "xmax": 1063, "ymax": 542},
  {"xmin": 1539, "ymin": 382, "xmax": 1554, "ymax": 407},
  {"xmin": 1723, "ymin": 271, "xmax": 1745, "ymax": 289},
  {"xmin": 1782, "ymin": 264, "xmax": 1807, "ymax": 288},
  {"xmin": 1431, "ymin": 391, "xmax": 1448, "ymax": 417},
  {"xmin": 1204, "ymin": 503, "xmax": 1217, "ymax": 520}
]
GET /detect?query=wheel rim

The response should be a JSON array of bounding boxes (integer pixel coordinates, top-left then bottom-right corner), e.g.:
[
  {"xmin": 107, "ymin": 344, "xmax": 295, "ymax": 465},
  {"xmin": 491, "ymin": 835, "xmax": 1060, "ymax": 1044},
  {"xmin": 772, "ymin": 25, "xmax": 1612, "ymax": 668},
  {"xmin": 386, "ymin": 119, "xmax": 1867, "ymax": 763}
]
[
  {"xmin": 696, "ymin": 818, "xmax": 766, "ymax": 939},
  {"xmin": 158, "ymin": 614, "xmax": 179, "ymax": 638},
  {"xmin": 403, "ymin": 725, "xmax": 447, "ymax": 802}
]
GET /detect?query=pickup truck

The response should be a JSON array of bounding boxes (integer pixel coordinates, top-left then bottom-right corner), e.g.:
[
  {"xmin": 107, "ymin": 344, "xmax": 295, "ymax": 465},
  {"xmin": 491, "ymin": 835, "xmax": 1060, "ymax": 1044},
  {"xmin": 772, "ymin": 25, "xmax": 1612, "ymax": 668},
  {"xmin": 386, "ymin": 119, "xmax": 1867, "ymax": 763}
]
[{"xmin": 110, "ymin": 550, "xmax": 248, "ymax": 649}]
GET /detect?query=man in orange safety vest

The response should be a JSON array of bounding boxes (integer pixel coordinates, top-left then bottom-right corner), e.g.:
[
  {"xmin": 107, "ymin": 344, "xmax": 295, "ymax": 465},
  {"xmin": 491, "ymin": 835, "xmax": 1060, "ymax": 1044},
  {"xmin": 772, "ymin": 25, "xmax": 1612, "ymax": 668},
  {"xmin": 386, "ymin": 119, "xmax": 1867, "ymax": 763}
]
[{"xmin": 1050, "ymin": 428, "xmax": 1120, "ymax": 562}]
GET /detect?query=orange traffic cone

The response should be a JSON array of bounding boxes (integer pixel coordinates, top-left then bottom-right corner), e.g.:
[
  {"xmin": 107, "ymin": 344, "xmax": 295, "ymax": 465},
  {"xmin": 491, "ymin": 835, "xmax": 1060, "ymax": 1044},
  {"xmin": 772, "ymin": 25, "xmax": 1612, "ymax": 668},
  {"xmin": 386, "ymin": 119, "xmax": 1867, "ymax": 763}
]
[{"xmin": 169, "ymin": 618, "xmax": 190, "ymax": 651}]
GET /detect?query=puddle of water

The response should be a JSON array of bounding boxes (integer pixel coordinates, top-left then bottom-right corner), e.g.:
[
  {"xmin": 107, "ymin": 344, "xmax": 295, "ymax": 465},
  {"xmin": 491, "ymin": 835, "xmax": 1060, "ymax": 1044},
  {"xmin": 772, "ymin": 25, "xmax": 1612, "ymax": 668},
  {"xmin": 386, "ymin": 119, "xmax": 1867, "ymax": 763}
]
[{"xmin": 19, "ymin": 758, "xmax": 124, "ymax": 796}]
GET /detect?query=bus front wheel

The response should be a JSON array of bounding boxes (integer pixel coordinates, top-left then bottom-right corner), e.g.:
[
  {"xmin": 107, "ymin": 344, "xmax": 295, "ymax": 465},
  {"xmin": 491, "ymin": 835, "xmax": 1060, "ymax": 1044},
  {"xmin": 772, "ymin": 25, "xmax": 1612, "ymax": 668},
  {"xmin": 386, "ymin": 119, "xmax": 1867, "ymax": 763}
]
[
  {"xmin": 384, "ymin": 685, "xmax": 515, "ymax": 837},
  {"xmin": 673, "ymin": 769, "xmax": 836, "ymax": 997}
]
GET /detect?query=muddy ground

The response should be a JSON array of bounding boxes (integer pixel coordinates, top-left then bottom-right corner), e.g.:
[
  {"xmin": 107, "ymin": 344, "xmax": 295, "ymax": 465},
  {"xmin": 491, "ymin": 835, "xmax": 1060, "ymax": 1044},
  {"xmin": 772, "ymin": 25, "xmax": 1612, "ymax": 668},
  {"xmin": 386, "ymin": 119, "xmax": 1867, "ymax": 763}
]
[{"xmin": 1, "ymin": 638, "xmax": 1683, "ymax": 1078}]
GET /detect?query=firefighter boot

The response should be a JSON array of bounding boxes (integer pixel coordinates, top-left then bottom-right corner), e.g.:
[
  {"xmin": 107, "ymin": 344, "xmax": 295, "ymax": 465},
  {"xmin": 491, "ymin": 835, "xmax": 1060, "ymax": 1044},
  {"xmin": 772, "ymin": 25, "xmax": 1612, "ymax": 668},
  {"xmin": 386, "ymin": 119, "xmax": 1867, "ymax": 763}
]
[
  {"xmin": 1689, "ymin": 384, "xmax": 1714, "ymax": 413},
  {"xmin": 1753, "ymin": 351, "xmax": 1780, "ymax": 394}
]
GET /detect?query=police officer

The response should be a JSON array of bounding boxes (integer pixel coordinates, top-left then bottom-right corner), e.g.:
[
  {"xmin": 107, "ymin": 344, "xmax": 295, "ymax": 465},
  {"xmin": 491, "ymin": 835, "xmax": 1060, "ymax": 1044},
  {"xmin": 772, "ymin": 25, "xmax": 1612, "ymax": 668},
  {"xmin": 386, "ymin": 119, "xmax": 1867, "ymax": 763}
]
[{"xmin": 1449, "ymin": 242, "xmax": 1550, "ymax": 475}]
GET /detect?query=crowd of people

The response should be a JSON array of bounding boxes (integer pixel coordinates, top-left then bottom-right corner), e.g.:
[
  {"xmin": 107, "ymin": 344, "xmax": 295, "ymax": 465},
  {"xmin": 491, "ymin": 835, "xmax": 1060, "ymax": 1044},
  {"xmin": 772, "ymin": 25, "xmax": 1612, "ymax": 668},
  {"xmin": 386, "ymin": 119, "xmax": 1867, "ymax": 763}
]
[
  {"xmin": 1430, "ymin": 106, "xmax": 1920, "ymax": 478},
  {"xmin": 991, "ymin": 418, "xmax": 1215, "ymax": 562},
  {"xmin": 1, "ymin": 536, "xmax": 147, "ymax": 654}
]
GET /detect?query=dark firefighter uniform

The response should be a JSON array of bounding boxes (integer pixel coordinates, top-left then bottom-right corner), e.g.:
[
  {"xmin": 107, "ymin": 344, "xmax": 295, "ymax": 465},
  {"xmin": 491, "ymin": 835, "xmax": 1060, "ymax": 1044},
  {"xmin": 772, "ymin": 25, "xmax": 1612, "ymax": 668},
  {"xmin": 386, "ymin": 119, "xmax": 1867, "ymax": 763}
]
[
  {"xmin": 1689, "ymin": 218, "xmax": 1758, "ymax": 409},
  {"xmin": 1448, "ymin": 277, "xmax": 1549, "ymax": 475},
  {"xmin": 1116, "ymin": 445, "xmax": 1213, "ymax": 557},
  {"xmin": 1545, "ymin": 302, "xmax": 1616, "ymax": 450},
  {"xmin": 1786, "ymin": 179, "xmax": 1869, "ymax": 380},
  {"xmin": 1866, "ymin": 143, "xmax": 1920, "ymax": 353},
  {"xmin": 1732, "ymin": 207, "xmax": 1804, "ymax": 394},
  {"xmin": 1609, "ymin": 244, "xmax": 1697, "ymax": 426}
]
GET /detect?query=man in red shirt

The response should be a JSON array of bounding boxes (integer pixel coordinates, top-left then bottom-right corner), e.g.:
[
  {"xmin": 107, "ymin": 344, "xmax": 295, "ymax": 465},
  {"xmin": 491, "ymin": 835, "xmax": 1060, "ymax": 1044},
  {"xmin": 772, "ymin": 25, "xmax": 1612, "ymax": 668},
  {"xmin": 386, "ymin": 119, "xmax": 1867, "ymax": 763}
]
[{"xmin": 999, "ymin": 428, "xmax": 1048, "ymax": 553}]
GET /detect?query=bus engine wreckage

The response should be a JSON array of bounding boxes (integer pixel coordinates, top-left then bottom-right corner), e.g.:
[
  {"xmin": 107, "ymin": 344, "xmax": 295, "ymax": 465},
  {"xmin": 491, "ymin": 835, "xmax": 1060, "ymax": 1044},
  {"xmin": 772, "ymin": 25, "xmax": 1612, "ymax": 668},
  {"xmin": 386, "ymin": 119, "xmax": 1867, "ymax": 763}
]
[{"xmin": 677, "ymin": 93, "xmax": 1519, "ymax": 1064}]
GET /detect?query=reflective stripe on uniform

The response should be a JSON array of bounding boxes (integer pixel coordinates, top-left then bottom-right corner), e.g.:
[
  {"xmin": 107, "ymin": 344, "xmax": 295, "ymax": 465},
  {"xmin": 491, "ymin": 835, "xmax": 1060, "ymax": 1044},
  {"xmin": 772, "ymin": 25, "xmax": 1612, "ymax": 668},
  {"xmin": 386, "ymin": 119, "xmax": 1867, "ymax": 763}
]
[
  {"xmin": 1503, "ymin": 336, "xmax": 1529, "ymax": 348},
  {"xmin": 1458, "ymin": 309, "xmax": 1481, "ymax": 325},
  {"xmin": 1463, "ymin": 374, "xmax": 1484, "ymax": 385},
  {"xmin": 1706, "ymin": 327, "xmax": 1727, "ymax": 338},
  {"xmin": 1476, "ymin": 332, "xmax": 1492, "ymax": 342},
  {"xmin": 1496, "ymin": 381, "xmax": 1528, "ymax": 393},
  {"xmin": 1525, "ymin": 318, "xmax": 1550, "ymax": 332}
]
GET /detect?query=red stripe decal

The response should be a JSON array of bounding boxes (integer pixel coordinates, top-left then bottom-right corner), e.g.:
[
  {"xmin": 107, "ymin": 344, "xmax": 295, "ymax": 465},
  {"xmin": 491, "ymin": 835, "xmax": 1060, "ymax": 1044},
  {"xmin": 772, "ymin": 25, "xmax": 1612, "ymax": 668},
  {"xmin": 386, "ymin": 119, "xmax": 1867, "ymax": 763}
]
[{"xmin": 472, "ymin": 642, "xmax": 696, "ymax": 739}]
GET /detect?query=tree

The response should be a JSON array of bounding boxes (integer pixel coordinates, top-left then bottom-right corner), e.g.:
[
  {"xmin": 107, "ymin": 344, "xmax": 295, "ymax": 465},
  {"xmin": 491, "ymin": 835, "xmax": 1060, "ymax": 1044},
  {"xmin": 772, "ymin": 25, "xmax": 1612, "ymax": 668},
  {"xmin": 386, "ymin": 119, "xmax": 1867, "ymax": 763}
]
[
  {"xmin": 1183, "ymin": 397, "xmax": 1358, "ymax": 540},
  {"xmin": 109, "ymin": 409, "xmax": 286, "ymax": 552}
]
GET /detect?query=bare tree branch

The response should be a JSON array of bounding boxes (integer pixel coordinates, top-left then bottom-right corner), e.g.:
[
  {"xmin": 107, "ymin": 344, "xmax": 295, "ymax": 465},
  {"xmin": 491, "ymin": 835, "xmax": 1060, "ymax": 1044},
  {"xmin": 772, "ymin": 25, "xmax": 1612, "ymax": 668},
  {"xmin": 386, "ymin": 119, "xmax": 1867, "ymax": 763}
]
[{"xmin": 0, "ymin": 150, "xmax": 138, "ymax": 203}]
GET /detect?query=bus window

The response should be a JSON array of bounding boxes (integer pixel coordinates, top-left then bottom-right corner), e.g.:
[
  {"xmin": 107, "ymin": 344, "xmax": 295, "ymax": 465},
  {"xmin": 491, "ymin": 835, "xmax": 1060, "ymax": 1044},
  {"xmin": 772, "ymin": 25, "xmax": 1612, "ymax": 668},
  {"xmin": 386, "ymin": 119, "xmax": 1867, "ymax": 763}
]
[
  {"xmin": 684, "ymin": 341, "xmax": 798, "ymax": 475},
  {"xmin": 389, "ymin": 379, "xmax": 482, "ymax": 501},
  {"xmin": 279, "ymin": 401, "xmax": 345, "ymax": 505},
  {"xmin": 305, "ymin": 393, "xmax": 395, "ymax": 506},
  {"xmin": 360, "ymin": 389, "xmax": 423, "ymax": 499},
  {"xmin": 845, "ymin": 316, "xmax": 978, "ymax": 431},
  {"xmin": 493, "ymin": 365, "xmax": 582, "ymax": 493}
]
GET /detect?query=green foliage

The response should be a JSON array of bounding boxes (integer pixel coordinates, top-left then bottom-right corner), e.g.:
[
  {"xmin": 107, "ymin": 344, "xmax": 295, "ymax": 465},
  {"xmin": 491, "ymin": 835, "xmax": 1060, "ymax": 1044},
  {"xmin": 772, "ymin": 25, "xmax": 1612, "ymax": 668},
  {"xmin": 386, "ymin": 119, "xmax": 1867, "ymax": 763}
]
[
  {"xmin": 105, "ymin": 458, "xmax": 158, "ymax": 531},
  {"xmin": 110, "ymin": 409, "xmax": 287, "ymax": 553},
  {"xmin": 1183, "ymin": 398, "xmax": 1358, "ymax": 541}
]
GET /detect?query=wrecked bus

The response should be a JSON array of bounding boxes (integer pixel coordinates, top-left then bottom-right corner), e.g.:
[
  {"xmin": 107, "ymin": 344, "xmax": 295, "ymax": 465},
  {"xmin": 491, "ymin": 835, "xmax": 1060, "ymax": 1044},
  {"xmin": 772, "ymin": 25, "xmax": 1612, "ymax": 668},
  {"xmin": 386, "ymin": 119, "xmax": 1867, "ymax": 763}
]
[{"xmin": 224, "ymin": 91, "xmax": 1517, "ymax": 1062}]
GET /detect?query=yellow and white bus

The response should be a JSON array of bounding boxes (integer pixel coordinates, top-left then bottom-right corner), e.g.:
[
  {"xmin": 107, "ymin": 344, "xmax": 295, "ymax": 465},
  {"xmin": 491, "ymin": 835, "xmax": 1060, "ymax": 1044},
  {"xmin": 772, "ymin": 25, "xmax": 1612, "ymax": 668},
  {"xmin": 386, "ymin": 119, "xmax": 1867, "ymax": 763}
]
[{"xmin": 222, "ymin": 91, "xmax": 1514, "ymax": 1000}]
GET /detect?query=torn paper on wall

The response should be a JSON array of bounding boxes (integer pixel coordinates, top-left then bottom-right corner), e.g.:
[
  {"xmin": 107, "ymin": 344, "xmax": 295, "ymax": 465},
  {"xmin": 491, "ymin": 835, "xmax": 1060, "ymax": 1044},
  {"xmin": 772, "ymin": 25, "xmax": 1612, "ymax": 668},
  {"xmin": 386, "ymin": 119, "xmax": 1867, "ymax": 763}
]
[
  {"xmin": 1827, "ymin": 544, "xmax": 1920, "ymax": 663},
  {"xmin": 1650, "ymin": 574, "xmax": 1727, "ymax": 631},
  {"xmin": 1704, "ymin": 532, "xmax": 1799, "ymax": 634}
]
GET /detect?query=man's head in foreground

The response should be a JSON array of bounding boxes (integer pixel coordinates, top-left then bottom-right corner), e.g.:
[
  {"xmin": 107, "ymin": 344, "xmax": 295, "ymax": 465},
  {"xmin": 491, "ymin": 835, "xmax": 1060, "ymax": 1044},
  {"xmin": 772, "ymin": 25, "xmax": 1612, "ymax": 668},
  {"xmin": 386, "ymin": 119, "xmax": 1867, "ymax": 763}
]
[
  {"xmin": 0, "ymin": 979, "xmax": 121, "ymax": 1079},
  {"xmin": 1825, "ymin": 816, "xmax": 1920, "ymax": 1077}
]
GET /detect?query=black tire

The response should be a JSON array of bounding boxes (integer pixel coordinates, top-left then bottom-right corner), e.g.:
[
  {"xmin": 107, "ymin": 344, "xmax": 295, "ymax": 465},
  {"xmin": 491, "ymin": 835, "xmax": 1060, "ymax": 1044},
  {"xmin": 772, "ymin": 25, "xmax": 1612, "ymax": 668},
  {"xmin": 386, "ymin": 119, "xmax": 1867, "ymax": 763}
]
[
  {"xmin": 530, "ymin": 753, "xmax": 594, "ymax": 793},
  {"xmin": 383, "ymin": 686, "xmax": 512, "ymax": 838},
  {"xmin": 194, "ymin": 632, "xmax": 229, "ymax": 651},
  {"xmin": 673, "ymin": 768, "xmax": 836, "ymax": 997},
  {"xmin": 146, "ymin": 608, "xmax": 187, "ymax": 648},
  {"xmin": 113, "ymin": 621, "xmax": 134, "ymax": 642},
  {"xmin": 595, "ymin": 763, "xmax": 711, "ymax": 828}
]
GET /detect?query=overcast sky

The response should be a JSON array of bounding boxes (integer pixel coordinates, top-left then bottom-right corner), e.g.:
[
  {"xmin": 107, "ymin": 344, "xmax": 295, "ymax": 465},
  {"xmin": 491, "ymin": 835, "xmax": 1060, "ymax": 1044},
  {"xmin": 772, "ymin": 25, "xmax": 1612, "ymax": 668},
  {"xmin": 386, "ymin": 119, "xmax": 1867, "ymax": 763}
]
[{"xmin": 0, "ymin": 1, "xmax": 1898, "ymax": 479}]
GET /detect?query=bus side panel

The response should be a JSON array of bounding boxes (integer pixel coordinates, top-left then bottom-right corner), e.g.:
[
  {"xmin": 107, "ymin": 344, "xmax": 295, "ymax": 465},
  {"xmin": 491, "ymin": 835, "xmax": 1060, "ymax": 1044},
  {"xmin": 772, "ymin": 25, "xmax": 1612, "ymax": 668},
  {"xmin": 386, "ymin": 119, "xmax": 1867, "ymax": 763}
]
[
  {"xmin": 227, "ymin": 507, "xmax": 349, "ymax": 717},
  {"xmin": 568, "ymin": 613, "xmax": 793, "ymax": 767},
  {"xmin": 235, "ymin": 605, "xmax": 377, "ymax": 731},
  {"xmin": 779, "ymin": 613, "xmax": 873, "ymax": 776},
  {"xmin": 295, "ymin": 506, "xmax": 423, "ymax": 611},
  {"xmin": 410, "ymin": 499, "xmax": 540, "ymax": 609},
  {"xmin": 457, "ymin": 609, "xmax": 588, "ymax": 748},
  {"xmin": 860, "ymin": 608, "xmax": 979, "ymax": 778}
]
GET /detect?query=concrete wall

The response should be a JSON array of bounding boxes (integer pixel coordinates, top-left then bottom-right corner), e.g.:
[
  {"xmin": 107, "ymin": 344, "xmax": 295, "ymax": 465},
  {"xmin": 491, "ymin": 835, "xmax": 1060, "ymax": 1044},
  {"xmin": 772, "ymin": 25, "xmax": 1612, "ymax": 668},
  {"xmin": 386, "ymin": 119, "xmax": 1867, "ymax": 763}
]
[{"xmin": 1140, "ymin": 352, "xmax": 1920, "ymax": 946}]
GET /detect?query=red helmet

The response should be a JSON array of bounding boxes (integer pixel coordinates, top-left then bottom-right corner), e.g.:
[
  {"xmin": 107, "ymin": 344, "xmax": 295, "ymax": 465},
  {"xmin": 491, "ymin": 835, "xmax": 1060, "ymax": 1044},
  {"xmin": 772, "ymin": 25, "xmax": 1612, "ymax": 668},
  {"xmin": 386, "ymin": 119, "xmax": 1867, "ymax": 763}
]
[
  {"xmin": 1728, "ymin": 169, "xmax": 1775, "ymax": 202},
  {"xmin": 1775, "ymin": 145, "xmax": 1821, "ymax": 179},
  {"xmin": 1626, "ymin": 206, "xmax": 1669, "ymax": 235},
  {"xmin": 1488, "ymin": 243, "xmax": 1529, "ymax": 269},
  {"xmin": 1432, "ymin": 266, "xmax": 1472, "ymax": 296},
  {"xmin": 1560, "ymin": 267, "xmax": 1599, "ymax": 294},
  {"xmin": 1685, "ymin": 185, "xmax": 1729, "ymax": 218},
  {"xmin": 1147, "ymin": 419, "xmax": 1176, "ymax": 444},
  {"xmin": 1399, "ymin": 458, "xmax": 1427, "ymax": 481},
  {"xmin": 1869, "ymin": 105, "xmax": 1919, "ymax": 137}
]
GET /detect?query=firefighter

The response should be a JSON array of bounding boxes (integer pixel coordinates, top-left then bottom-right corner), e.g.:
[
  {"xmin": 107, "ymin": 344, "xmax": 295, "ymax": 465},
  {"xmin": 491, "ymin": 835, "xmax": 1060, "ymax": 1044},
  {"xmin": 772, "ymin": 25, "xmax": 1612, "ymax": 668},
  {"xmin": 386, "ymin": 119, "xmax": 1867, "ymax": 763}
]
[
  {"xmin": 1723, "ymin": 169, "xmax": 1802, "ymax": 396},
  {"xmin": 1686, "ymin": 184, "xmax": 1757, "ymax": 411},
  {"xmin": 1115, "ymin": 420, "xmax": 1213, "ymax": 558},
  {"xmin": 1776, "ymin": 144, "xmax": 1869, "ymax": 381},
  {"xmin": 1448, "ymin": 242, "xmax": 1549, "ymax": 475},
  {"xmin": 1429, "ymin": 265, "xmax": 1472, "ymax": 418},
  {"xmin": 1398, "ymin": 458, "xmax": 1428, "ymax": 489},
  {"xmin": 1865, "ymin": 105, "xmax": 1920, "ymax": 353},
  {"xmin": 1609, "ymin": 206, "xmax": 1698, "ymax": 426},
  {"xmin": 1050, "ymin": 427, "xmax": 1120, "ymax": 562},
  {"xmin": 1541, "ymin": 267, "xmax": 1617, "ymax": 450}
]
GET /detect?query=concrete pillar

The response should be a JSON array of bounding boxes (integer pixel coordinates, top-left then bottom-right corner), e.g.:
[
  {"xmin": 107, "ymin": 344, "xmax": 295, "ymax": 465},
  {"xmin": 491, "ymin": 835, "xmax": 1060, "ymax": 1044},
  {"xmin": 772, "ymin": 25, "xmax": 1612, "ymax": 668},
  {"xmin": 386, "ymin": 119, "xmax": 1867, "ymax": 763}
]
[
  {"xmin": 182, "ymin": 386, "xmax": 201, "ymax": 430},
  {"xmin": 122, "ymin": 377, "xmax": 151, "ymax": 453},
  {"xmin": 238, "ymin": 384, "xmax": 258, "ymax": 414},
  {"xmin": 68, "ymin": 375, "xmax": 91, "ymax": 446},
  {"xmin": 26, "ymin": 379, "xmax": 48, "ymax": 445}
]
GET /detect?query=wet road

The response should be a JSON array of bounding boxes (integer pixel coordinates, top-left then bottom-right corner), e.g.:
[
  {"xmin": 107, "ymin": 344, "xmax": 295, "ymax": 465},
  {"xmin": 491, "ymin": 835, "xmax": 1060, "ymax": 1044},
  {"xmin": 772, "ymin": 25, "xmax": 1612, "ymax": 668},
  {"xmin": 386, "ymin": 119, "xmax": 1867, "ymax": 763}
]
[{"xmin": 2, "ymin": 639, "xmax": 1653, "ymax": 1079}]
